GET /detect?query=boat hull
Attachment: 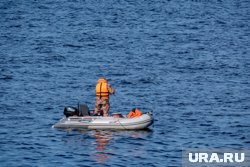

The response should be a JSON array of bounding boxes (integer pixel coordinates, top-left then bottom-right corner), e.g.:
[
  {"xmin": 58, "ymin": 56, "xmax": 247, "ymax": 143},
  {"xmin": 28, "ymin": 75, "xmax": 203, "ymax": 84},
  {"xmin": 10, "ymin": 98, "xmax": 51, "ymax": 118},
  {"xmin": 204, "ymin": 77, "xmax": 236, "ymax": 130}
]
[{"xmin": 53, "ymin": 113, "xmax": 153, "ymax": 130}]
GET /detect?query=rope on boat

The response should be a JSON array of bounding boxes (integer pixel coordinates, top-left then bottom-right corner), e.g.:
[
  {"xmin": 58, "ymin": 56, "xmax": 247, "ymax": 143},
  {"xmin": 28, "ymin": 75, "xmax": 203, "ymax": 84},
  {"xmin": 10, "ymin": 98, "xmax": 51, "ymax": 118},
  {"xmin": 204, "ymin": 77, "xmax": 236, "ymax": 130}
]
[{"xmin": 117, "ymin": 119, "xmax": 127, "ymax": 130}]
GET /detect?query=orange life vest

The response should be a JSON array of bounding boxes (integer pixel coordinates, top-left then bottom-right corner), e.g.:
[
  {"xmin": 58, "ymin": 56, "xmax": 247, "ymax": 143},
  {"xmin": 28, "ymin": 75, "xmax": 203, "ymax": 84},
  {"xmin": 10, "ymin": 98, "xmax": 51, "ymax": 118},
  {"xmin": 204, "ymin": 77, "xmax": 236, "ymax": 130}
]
[
  {"xmin": 96, "ymin": 78, "xmax": 109, "ymax": 97},
  {"xmin": 127, "ymin": 108, "xmax": 142, "ymax": 118}
]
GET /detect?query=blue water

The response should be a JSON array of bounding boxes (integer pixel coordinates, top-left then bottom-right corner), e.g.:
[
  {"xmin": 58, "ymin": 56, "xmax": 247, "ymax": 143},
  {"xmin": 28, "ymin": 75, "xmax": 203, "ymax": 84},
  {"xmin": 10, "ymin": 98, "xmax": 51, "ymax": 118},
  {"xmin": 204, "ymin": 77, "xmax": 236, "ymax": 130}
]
[{"xmin": 0, "ymin": 0, "xmax": 250, "ymax": 166}]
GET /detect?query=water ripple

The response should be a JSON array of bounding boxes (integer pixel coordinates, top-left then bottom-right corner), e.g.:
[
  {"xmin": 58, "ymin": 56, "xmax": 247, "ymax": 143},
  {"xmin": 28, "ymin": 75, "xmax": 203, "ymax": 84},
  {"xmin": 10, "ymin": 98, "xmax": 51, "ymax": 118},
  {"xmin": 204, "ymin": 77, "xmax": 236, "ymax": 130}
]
[{"xmin": 0, "ymin": 0, "xmax": 249, "ymax": 166}]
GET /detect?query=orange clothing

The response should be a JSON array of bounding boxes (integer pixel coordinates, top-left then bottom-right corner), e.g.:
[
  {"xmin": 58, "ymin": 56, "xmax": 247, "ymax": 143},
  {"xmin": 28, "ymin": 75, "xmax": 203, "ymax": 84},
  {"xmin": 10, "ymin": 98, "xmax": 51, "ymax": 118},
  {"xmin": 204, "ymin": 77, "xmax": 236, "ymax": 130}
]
[
  {"xmin": 95, "ymin": 78, "xmax": 115, "ymax": 99},
  {"xmin": 94, "ymin": 78, "xmax": 115, "ymax": 117},
  {"xmin": 127, "ymin": 108, "xmax": 142, "ymax": 118}
]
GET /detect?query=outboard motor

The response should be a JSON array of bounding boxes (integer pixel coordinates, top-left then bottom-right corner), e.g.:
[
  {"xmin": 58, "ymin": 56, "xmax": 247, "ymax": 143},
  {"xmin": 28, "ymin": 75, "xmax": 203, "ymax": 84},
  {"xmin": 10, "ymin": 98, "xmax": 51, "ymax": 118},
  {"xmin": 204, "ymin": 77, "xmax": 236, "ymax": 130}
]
[{"xmin": 64, "ymin": 106, "xmax": 79, "ymax": 117}]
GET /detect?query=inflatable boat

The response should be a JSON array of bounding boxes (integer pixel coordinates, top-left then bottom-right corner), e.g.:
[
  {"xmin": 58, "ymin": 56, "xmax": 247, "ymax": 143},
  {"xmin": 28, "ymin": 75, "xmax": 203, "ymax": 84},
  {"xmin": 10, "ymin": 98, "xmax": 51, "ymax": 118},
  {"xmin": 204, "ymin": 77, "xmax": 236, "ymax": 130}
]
[
  {"xmin": 53, "ymin": 104, "xmax": 153, "ymax": 130},
  {"xmin": 53, "ymin": 113, "xmax": 153, "ymax": 130}
]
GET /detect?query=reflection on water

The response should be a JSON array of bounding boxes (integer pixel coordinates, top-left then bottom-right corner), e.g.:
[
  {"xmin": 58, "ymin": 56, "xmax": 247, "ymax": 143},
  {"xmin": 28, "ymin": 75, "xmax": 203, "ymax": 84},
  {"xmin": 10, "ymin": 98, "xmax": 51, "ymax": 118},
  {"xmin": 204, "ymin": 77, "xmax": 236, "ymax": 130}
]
[
  {"xmin": 92, "ymin": 130, "xmax": 112, "ymax": 163},
  {"xmin": 61, "ymin": 129, "xmax": 153, "ymax": 164},
  {"xmin": 92, "ymin": 129, "xmax": 153, "ymax": 163},
  {"xmin": 92, "ymin": 129, "xmax": 152, "ymax": 163}
]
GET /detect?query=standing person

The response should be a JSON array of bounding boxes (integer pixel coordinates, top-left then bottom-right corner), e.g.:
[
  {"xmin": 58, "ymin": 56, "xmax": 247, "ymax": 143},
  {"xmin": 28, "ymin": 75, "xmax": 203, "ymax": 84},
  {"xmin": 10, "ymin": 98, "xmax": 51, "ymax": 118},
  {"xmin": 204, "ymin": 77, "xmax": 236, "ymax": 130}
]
[{"xmin": 94, "ymin": 77, "xmax": 115, "ymax": 117}]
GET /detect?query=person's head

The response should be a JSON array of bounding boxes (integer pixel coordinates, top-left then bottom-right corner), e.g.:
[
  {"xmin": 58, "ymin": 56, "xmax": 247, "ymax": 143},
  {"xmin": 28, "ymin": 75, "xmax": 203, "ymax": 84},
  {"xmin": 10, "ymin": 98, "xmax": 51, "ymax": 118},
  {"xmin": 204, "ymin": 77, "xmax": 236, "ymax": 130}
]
[
  {"xmin": 99, "ymin": 76, "xmax": 106, "ymax": 80},
  {"xmin": 97, "ymin": 77, "xmax": 107, "ymax": 83}
]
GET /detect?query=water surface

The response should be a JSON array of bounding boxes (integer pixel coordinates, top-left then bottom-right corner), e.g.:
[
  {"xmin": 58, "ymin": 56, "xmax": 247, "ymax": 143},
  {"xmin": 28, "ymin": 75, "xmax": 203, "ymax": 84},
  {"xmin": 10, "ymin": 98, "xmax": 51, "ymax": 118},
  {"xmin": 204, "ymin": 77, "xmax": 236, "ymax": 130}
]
[{"xmin": 0, "ymin": 0, "xmax": 250, "ymax": 166}]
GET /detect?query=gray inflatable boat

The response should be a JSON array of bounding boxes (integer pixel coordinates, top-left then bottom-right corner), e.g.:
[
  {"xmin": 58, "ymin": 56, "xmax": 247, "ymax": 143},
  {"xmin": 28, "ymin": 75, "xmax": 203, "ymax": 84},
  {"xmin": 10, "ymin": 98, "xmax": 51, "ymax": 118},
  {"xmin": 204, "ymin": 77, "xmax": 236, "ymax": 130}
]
[{"xmin": 53, "ymin": 113, "xmax": 153, "ymax": 130}]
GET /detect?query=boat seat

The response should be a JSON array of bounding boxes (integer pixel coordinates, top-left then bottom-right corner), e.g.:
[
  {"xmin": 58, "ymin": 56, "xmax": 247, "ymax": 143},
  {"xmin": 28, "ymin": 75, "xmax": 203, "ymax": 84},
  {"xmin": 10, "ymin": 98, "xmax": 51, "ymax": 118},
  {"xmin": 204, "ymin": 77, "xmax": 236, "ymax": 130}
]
[{"xmin": 78, "ymin": 104, "xmax": 90, "ymax": 116}]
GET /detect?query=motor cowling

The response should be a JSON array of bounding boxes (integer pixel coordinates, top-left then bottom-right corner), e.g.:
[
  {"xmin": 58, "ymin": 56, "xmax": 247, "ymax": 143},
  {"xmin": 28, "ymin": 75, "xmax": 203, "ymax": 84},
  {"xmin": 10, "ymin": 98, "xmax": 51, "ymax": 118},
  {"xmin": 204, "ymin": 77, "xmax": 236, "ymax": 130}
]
[{"xmin": 64, "ymin": 106, "xmax": 79, "ymax": 117}]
